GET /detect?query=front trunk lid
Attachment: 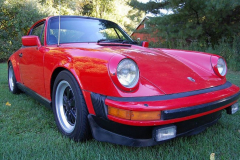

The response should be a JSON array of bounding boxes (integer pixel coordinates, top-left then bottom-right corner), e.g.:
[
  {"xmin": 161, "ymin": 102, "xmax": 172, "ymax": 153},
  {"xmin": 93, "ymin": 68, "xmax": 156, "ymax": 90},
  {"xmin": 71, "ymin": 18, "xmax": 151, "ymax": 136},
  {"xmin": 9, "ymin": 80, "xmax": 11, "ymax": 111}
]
[{"xmin": 119, "ymin": 47, "xmax": 225, "ymax": 94}]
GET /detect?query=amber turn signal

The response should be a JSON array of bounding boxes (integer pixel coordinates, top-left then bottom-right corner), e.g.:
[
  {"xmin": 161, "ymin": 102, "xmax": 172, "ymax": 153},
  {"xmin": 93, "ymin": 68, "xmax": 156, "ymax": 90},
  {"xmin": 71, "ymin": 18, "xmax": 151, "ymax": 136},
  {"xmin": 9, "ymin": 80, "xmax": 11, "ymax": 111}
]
[
  {"xmin": 108, "ymin": 106, "xmax": 161, "ymax": 121},
  {"xmin": 108, "ymin": 106, "xmax": 131, "ymax": 120},
  {"xmin": 131, "ymin": 110, "xmax": 161, "ymax": 121}
]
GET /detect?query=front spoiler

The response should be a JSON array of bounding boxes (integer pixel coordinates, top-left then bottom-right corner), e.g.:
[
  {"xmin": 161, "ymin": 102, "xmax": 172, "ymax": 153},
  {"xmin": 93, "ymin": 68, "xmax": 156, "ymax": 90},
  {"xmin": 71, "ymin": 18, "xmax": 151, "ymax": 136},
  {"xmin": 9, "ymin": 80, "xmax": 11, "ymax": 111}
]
[{"xmin": 88, "ymin": 110, "xmax": 222, "ymax": 147}]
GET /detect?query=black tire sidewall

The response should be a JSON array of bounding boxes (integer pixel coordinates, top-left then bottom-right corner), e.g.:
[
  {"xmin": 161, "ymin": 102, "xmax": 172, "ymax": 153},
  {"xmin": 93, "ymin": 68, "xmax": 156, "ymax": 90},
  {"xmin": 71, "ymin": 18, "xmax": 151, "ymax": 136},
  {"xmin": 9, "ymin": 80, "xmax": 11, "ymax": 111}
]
[{"xmin": 52, "ymin": 70, "xmax": 90, "ymax": 141}]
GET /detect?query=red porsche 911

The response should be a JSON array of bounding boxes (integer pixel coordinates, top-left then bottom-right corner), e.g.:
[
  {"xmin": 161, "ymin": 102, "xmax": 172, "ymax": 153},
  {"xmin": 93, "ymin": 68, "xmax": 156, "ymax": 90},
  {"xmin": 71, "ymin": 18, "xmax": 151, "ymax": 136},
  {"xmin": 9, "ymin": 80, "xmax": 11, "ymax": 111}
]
[{"xmin": 8, "ymin": 16, "xmax": 240, "ymax": 146}]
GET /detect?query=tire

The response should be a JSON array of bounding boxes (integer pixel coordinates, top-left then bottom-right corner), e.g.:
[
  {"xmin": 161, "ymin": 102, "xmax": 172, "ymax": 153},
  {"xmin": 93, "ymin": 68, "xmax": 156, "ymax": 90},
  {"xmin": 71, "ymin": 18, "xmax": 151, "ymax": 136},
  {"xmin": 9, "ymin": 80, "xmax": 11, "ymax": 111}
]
[
  {"xmin": 8, "ymin": 62, "xmax": 20, "ymax": 94},
  {"xmin": 52, "ymin": 70, "xmax": 90, "ymax": 141}
]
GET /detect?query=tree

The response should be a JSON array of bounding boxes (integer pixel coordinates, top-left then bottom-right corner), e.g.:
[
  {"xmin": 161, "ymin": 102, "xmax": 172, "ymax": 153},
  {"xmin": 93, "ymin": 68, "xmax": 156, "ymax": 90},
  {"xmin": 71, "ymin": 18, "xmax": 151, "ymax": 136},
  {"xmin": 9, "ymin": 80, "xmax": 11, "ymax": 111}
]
[
  {"xmin": 129, "ymin": 0, "xmax": 169, "ymax": 14},
  {"xmin": 129, "ymin": 0, "xmax": 240, "ymax": 47},
  {"xmin": 73, "ymin": 0, "xmax": 145, "ymax": 33},
  {"xmin": 0, "ymin": 0, "xmax": 48, "ymax": 62}
]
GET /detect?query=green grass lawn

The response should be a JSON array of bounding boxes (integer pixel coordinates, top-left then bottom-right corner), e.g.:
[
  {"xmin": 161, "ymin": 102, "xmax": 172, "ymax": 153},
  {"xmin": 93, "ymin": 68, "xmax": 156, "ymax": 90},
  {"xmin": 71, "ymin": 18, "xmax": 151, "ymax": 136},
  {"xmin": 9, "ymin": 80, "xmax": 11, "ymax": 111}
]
[{"xmin": 0, "ymin": 62, "xmax": 239, "ymax": 160}]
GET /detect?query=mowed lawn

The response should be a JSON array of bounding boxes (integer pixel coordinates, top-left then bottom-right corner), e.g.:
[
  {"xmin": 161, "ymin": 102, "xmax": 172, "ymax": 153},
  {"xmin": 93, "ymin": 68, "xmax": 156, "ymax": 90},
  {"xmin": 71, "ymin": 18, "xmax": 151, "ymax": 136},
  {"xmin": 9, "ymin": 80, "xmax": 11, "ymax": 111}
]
[{"xmin": 0, "ymin": 62, "xmax": 239, "ymax": 160}]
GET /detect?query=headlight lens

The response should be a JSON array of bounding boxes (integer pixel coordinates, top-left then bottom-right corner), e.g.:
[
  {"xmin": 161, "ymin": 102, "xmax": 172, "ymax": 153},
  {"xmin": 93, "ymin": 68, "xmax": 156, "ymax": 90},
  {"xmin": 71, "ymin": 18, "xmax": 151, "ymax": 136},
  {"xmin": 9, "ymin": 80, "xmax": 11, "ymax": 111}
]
[
  {"xmin": 217, "ymin": 58, "xmax": 227, "ymax": 76},
  {"xmin": 117, "ymin": 59, "xmax": 139, "ymax": 88}
]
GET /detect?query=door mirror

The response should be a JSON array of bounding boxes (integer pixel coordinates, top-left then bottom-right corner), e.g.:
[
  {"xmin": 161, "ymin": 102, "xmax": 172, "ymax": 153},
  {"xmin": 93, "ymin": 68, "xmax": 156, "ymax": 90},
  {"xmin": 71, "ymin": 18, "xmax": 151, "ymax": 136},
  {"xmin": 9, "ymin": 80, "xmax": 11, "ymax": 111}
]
[
  {"xmin": 22, "ymin": 36, "xmax": 41, "ymax": 47},
  {"xmin": 140, "ymin": 41, "xmax": 149, "ymax": 48}
]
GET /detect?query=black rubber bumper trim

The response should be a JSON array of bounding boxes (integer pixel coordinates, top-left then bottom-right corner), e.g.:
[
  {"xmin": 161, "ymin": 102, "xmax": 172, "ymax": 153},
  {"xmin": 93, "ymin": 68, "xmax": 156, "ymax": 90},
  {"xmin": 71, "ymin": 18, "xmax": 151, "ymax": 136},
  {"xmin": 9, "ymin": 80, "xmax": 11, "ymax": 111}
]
[
  {"xmin": 90, "ymin": 92, "xmax": 108, "ymax": 119},
  {"xmin": 107, "ymin": 81, "xmax": 232, "ymax": 102},
  {"xmin": 88, "ymin": 111, "xmax": 221, "ymax": 147},
  {"xmin": 88, "ymin": 115, "xmax": 156, "ymax": 147},
  {"xmin": 161, "ymin": 91, "xmax": 240, "ymax": 120}
]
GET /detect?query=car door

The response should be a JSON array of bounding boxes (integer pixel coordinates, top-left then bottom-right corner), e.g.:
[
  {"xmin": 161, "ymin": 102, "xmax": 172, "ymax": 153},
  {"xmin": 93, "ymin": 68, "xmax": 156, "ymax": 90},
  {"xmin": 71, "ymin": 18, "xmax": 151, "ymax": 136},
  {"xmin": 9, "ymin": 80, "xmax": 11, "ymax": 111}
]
[{"xmin": 19, "ymin": 21, "xmax": 46, "ymax": 97}]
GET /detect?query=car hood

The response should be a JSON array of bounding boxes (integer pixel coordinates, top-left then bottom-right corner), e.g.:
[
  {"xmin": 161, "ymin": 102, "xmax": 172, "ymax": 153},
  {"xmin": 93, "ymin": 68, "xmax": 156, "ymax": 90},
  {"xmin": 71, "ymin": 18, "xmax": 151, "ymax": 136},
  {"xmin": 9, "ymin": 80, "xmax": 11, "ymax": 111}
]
[
  {"xmin": 103, "ymin": 45, "xmax": 224, "ymax": 94},
  {"xmin": 63, "ymin": 43, "xmax": 225, "ymax": 94},
  {"xmin": 122, "ymin": 47, "xmax": 226, "ymax": 94}
]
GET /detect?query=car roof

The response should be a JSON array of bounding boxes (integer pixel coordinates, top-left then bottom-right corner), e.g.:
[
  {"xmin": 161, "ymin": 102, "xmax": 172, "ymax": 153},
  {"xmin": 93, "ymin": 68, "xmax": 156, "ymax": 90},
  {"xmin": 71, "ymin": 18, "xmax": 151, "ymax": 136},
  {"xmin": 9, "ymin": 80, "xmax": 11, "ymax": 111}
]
[{"xmin": 47, "ymin": 15, "xmax": 112, "ymax": 22}]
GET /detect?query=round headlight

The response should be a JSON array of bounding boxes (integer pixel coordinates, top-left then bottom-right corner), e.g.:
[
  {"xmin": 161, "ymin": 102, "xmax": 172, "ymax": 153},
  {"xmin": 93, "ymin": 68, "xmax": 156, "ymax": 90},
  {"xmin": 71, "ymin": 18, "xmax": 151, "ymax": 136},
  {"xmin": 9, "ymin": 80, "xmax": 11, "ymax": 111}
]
[
  {"xmin": 217, "ymin": 58, "xmax": 227, "ymax": 76},
  {"xmin": 117, "ymin": 59, "xmax": 139, "ymax": 88}
]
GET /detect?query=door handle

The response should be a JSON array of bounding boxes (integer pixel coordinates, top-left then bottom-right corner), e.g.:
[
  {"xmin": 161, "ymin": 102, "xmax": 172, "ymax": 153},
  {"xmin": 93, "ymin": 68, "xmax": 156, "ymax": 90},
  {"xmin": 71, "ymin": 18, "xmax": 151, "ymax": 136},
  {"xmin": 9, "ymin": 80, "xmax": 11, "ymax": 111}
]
[{"xmin": 19, "ymin": 53, "xmax": 23, "ymax": 57}]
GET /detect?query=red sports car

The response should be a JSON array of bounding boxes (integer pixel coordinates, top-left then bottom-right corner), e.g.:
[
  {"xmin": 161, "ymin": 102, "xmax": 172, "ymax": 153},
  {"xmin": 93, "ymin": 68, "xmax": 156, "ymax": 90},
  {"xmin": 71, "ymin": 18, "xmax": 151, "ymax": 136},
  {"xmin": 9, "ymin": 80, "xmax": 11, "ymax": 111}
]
[{"xmin": 8, "ymin": 16, "xmax": 240, "ymax": 146}]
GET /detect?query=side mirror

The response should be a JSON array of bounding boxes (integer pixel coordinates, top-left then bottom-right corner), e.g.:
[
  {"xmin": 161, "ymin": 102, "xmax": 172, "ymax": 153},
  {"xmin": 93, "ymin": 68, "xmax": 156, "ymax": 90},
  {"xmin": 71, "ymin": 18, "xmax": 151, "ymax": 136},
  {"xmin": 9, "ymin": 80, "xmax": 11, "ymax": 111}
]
[
  {"xmin": 140, "ymin": 41, "xmax": 149, "ymax": 48},
  {"xmin": 22, "ymin": 36, "xmax": 41, "ymax": 47}
]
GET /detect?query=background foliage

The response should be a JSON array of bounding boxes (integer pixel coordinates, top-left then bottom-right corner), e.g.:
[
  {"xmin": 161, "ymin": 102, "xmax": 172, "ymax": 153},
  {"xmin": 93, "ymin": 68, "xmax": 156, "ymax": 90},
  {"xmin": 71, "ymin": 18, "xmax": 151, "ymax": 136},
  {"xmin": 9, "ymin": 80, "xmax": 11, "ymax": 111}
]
[
  {"xmin": 0, "ymin": 0, "xmax": 144, "ymax": 62},
  {"xmin": 0, "ymin": 0, "xmax": 46, "ymax": 62},
  {"xmin": 1, "ymin": 0, "xmax": 239, "ymax": 70}
]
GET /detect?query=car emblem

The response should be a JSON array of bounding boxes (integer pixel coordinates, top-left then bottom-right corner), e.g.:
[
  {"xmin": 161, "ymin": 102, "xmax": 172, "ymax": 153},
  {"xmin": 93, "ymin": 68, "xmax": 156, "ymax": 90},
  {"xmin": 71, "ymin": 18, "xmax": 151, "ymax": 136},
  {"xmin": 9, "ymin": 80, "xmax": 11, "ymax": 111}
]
[{"xmin": 187, "ymin": 77, "xmax": 195, "ymax": 82}]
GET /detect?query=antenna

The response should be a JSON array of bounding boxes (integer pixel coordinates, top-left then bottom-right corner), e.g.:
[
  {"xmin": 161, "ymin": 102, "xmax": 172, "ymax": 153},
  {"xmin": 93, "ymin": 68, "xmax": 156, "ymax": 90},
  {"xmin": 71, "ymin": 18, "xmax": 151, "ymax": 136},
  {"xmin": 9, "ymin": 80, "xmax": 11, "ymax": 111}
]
[{"xmin": 57, "ymin": 0, "xmax": 61, "ymax": 47}]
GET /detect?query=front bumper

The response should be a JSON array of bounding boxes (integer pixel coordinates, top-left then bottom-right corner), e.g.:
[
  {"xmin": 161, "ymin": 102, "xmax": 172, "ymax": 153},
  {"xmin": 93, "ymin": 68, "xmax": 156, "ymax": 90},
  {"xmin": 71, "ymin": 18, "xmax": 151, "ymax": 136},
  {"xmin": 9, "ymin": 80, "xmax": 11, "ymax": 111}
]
[
  {"xmin": 88, "ymin": 110, "xmax": 222, "ymax": 147},
  {"xmin": 104, "ymin": 81, "xmax": 240, "ymax": 126},
  {"xmin": 88, "ymin": 81, "xmax": 240, "ymax": 146}
]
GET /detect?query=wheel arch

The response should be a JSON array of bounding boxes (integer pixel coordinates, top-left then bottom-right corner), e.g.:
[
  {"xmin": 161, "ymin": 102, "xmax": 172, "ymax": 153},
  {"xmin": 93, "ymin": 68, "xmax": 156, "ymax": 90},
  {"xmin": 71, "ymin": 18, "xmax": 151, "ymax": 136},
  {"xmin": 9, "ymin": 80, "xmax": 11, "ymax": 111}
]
[
  {"xmin": 50, "ymin": 67, "xmax": 85, "ymax": 100},
  {"xmin": 50, "ymin": 66, "xmax": 95, "ymax": 116}
]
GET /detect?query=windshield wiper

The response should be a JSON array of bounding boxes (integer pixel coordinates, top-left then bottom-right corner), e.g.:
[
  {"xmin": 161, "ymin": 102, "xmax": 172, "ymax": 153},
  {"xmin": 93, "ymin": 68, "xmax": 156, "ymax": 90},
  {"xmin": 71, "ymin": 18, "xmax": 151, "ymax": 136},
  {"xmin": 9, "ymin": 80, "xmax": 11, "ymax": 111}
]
[
  {"xmin": 97, "ymin": 39, "xmax": 109, "ymax": 43},
  {"xmin": 122, "ymin": 40, "xmax": 138, "ymax": 44},
  {"xmin": 97, "ymin": 39, "xmax": 124, "ymax": 43},
  {"xmin": 97, "ymin": 39, "xmax": 135, "ymax": 44}
]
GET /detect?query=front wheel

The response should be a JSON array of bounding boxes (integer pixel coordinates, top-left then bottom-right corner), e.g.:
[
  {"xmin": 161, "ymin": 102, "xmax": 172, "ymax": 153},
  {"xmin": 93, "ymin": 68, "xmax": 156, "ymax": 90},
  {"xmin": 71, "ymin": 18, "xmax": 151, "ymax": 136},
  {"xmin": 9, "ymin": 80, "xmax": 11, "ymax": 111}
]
[{"xmin": 52, "ymin": 70, "xmax": 90, "ymax": 141}]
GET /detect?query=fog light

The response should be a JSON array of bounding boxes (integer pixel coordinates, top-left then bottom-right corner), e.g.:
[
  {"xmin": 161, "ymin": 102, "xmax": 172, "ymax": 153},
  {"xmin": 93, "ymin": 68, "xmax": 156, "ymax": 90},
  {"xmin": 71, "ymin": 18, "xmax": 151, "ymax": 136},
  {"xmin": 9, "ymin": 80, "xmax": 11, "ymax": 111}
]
[
  {"xmin": 154, "ymin": 126, "xmax": 177, "ymax": 142},
  {"xmin": 231, "ymin": 102, "xmax": 238, "ymax": 114},
  {"xmin": 226, "ymin": 102, "xmax": 239, "ymax": 114}
]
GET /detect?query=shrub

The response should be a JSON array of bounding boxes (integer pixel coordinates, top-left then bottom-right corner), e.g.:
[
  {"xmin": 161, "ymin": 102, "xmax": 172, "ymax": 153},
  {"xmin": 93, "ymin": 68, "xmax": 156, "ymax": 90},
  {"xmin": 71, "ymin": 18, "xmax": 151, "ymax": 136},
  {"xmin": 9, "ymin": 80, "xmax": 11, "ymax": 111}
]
[{"xmin": 0, "ymin": 0, "xmax": 47, "ymax": 62}]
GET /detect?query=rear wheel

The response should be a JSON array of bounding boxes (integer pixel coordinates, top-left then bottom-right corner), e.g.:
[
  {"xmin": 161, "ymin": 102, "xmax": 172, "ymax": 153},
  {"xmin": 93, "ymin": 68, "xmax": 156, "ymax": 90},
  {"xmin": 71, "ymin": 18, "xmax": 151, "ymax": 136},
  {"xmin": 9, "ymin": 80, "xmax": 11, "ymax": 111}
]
[
  {"xmin": 8, "ymin": 62, "xmax": 20, "ymax": 94},
  {"xmin": 52, "ymin": 70, "xmax": 90, "ymax": 141}
]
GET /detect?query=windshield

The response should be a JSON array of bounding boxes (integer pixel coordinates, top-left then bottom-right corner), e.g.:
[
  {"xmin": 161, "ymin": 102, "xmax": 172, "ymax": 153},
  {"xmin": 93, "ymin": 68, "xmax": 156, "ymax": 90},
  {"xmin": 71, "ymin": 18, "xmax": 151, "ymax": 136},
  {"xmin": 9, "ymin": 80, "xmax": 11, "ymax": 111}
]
[{"xmin": 47, "ymin": 17, "xmax": 134, "ymax": 44}]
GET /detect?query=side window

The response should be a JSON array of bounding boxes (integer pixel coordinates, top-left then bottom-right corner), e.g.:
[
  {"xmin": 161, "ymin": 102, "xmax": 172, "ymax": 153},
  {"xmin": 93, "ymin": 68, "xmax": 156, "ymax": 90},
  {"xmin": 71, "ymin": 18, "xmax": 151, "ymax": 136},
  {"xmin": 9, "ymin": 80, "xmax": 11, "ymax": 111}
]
[{"xmin": 30, "ymin": 22, "xmax": 45, "ymax": 45}]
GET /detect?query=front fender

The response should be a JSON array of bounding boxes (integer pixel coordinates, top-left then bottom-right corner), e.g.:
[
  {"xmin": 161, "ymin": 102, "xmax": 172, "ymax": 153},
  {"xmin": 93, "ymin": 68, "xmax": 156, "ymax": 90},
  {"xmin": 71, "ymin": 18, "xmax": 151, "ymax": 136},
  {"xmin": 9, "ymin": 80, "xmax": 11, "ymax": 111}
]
[{"xmin": 72, "ymin": 55, "xmax": 164, "ymax": 98}]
